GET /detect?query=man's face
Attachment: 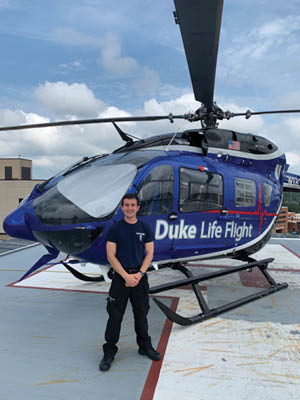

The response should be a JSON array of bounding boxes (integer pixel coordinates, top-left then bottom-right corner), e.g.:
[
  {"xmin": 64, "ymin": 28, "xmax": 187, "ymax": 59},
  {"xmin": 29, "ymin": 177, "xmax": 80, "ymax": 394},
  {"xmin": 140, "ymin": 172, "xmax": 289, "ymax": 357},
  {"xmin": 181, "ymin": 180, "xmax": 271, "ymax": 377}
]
[{"xmin": 121, "ymin": 198, "xmax": 140, "ymax": 220}]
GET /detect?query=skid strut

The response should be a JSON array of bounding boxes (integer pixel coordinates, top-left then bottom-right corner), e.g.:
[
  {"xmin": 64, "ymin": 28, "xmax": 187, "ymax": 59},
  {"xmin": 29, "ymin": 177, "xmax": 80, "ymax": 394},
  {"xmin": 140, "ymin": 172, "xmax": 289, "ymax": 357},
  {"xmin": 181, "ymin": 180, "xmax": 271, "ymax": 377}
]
[{"xmin": 149, "ymin": 258, "xmax": 288, "ymax": 326}]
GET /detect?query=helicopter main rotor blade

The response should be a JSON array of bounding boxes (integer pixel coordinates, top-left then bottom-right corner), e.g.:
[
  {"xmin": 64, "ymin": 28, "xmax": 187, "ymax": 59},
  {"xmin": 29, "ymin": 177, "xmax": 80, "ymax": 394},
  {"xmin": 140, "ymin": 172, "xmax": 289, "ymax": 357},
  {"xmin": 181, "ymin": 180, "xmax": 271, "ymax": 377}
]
[
  {"xmin": 230, "ymin": 108, "xmax": 300, "ymax": 119},
  {"xmin": 173, "ymin": 0, "xmax": 224, "ymax": 109},
  {"xmin": 0, "ymin": 114, "xmax": 185, "ymax": 132}
]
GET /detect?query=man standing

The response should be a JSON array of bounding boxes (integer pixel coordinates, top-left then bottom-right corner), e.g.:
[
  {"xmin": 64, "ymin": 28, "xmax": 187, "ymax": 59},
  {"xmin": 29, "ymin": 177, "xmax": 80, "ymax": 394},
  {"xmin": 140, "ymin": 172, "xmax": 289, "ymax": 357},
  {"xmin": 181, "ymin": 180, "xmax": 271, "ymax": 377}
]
[{"xmin": 99, "ymin": 193, "xmax": 161, "ymax": 372}]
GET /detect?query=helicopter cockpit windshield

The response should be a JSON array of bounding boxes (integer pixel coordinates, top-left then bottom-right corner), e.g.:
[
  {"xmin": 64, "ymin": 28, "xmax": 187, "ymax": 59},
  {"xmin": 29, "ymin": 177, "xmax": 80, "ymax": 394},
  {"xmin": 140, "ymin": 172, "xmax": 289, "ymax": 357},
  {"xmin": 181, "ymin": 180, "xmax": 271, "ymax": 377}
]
[
  {"xmin": 57, "ymin": 163, "xmax": 137, "ymax": 218},
  {"xmin": 33, "ymin": 150, "xmax": 166, "ymax": 226}
]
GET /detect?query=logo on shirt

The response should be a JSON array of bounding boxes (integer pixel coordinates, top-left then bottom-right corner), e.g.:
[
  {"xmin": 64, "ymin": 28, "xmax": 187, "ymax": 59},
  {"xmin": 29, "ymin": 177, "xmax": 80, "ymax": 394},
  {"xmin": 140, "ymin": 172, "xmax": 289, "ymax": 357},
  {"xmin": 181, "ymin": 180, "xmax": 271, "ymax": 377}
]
[{"xmin": 136, "ymin": 232, "xmax": 145, "ymax": 242}]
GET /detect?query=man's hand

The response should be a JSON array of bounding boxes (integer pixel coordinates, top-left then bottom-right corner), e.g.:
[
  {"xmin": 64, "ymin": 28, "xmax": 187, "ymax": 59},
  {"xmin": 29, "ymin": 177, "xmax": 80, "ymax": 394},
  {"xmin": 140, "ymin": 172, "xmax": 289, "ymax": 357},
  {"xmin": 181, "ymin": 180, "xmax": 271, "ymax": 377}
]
[{"xmin": 125, "ymin": 273, "xmax": 140, "ymax": 287}]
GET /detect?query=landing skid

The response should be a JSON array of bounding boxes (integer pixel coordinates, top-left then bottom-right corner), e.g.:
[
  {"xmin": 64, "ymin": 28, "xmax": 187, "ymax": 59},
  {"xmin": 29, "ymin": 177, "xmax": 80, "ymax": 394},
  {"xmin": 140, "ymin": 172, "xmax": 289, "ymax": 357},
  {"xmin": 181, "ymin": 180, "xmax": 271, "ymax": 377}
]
[
  {"xmin": 149, "ymin": 258, "xmax": 288, "ymax": 326},
  {"xmin": 61, "ymin": 261, "xmax": 106, "ymax": 282}
]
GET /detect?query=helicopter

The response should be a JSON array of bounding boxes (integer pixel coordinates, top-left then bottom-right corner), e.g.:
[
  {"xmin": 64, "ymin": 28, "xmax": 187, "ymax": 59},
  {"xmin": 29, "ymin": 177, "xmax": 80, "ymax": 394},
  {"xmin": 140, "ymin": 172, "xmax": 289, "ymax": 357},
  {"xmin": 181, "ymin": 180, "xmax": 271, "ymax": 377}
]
[{"xmin": 2, "ymin": 0, "xmax": 300, "ymax": 326}]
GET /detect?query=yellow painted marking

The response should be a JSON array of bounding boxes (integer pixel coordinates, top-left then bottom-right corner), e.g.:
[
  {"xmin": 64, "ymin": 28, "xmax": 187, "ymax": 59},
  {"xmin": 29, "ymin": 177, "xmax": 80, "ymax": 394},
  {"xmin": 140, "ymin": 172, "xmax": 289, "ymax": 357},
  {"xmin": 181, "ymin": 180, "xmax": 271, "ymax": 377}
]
[
  {"xmin": 207, "ymin": 379, "xmax": 226, "ymax": 389},
  {"xmin": 174, "ymin": 364, "xmax": 214, "ymax": 377},
  {"xmin": 36, "ymin": 379, "xmax": 79, "ymax": 386},
  {"xmin": 45, "ymin": 270, "xmax": 101, "ymax": 276},
  {"xmin": 287, "ymin": 304, "xmax": 297, "ymax": 316},
  {"xmin": 272, "ymin": 373, "xmax": 300, "ymax": 380},
  {"xmin": 201, "ymin": 341, "xmax": 235, "ymax": 344},
  {"xmin": 245, "ymin": 341, "xmax": 264, "ymax": 347},
  {"xmin": 247, "ymin": 368, "xmax": 300, "ymax": 384},
  {"xmin": 271, "ymin": 296, "xmax": 279, "ymax": 310},
  {"xmin": 202, "ymin": 320, "xmax": 225, "ymax": 328},
  {"xmin": 198, "ymin": 348, "xmax": 234, "ymax": 353},
  {"xmin": 1, "ymin": 269, "xmax": 28, "ymax": 272},
  {"xmin": 31, "ymin": 336, "xmax": 56, "ymax": 339},
  {"xmin": 268, "ymin": 345, "xmax": 287, "ymax": 359},
  {"xmin": 236, "ymin": 361, "xmax": 270, "ymax": 367}
]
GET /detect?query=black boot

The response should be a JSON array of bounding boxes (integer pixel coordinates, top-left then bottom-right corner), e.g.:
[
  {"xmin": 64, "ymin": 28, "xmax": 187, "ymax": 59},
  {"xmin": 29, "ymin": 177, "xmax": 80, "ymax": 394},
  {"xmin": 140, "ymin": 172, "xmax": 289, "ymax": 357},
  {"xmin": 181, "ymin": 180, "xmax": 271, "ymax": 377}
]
[
  {"xmin": 138, "ymin": 346, "xmax": 161, "ymax": 361},
  {"xmin": 99, "ymin": 354, "xmax": 115, "ymax": 371}
]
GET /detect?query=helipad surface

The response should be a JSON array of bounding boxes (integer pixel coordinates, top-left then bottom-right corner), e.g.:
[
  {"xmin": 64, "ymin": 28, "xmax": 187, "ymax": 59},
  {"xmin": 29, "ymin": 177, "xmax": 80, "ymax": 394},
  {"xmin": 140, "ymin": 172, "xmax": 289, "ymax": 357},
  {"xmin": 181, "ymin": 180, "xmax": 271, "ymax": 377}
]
[{"xmin": 1, "ymin": 239, "xmax": 300, "ymax": 400}]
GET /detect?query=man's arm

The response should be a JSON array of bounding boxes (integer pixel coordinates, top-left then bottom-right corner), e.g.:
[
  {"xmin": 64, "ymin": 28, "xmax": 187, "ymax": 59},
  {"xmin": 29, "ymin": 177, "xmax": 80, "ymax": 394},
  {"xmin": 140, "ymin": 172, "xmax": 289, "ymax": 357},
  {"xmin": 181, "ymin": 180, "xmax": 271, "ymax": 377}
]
[
  {"xmin": 140, "ymin": 241, "xmax": 154, "ymax": 274},
  {"xmin": 106, "ymin": 241, "xmax": 139, "ymax": 287},
  {"xmin": 130, "ymin": 241, "xmax": 154, "ymax": 284}
]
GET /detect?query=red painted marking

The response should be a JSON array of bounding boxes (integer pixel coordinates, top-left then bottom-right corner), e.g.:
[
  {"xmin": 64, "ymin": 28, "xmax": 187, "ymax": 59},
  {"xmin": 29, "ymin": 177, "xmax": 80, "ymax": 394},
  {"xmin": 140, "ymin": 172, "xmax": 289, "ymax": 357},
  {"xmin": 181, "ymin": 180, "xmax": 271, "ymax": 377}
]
[
  {"xmin": 281, "ymin": 244, "xmax": 300, "ymax": 259},
  {"xmin": 180, "ymin": 284, "xmax": 207, "ymax": 291},
  {"xmin": 8, "ymin": 284, "xmax": 109, "ymax": 294},
  {"xmin": 268, "ymin": 267, "xmax": 300, "ymax": 272},
  {"xmin": 188, "ymin": 259, "xmax": 300, "ymax": 273},
  {"xmin": 140, "ymin": 297, "xmax": 179, "ymax": 400},
  {"xmin": 239, "ymin": 269, "xmax": 269, "ymax": 288},
  {"xmin": 196, "ymin": 180, "xmax": 279, "ymax": 236},
  {"xmin": 188, "ymin": 263, "xmax": 234, "ymax": 269},
  {"xmin": 7, "ymin": 267, "xmax": 181, "ymax": 400},
  {"xmin": 6, "ymin": 264, "xmax": 55, "ymax": 287},
  {"xmin": 258, "ymin": 182, "xmax": 263, "ymax": 232}
]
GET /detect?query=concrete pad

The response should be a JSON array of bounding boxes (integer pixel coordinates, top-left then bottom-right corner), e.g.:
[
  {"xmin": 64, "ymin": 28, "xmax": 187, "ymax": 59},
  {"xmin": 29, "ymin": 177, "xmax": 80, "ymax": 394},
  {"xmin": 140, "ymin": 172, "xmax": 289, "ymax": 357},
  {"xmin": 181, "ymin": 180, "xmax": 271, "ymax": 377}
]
[{"xmin": 2, "ymin": 242, "xmax": 300, "ymax": 399}]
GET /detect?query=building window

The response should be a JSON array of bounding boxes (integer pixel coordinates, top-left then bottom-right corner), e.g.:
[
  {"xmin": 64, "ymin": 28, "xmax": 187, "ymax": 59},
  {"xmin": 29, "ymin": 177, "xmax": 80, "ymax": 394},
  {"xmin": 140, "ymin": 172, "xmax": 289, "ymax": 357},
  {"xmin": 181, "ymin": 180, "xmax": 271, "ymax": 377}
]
[
  {"xmin": 235, "ymin": 178, "xmax": 256, "ymax": 207},
  {"xmin": 5, "ymin": 166, "xmax": 12, "ymax": 180},
  {"xmin": 137, "ymin": 165, "xmax": 174, "ymax": 216},
  {"xmin": 179, "ymin": 168, "xmax": 223, "ymax": 213},
  {"xmin": 21, "ymin": 167, "xmax": 31, "ymax": 180}
]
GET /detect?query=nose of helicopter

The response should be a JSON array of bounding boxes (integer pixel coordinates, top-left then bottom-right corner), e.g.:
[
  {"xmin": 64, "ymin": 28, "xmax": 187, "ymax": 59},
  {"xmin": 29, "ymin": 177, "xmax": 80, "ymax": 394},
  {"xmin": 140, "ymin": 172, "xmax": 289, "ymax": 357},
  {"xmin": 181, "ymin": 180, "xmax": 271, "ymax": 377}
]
[{"xmin": 3, "ymin": 206, "xmax": 36, "ymax": 241}]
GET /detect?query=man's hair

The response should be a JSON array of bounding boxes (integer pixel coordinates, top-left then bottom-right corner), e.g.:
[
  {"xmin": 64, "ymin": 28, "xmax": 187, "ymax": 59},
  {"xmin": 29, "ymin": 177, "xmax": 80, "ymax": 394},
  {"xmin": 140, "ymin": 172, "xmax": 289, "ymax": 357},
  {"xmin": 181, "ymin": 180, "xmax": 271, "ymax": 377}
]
[{"xmin": 121, "ymin": 193, "xmax": 140, "ymax": 206}]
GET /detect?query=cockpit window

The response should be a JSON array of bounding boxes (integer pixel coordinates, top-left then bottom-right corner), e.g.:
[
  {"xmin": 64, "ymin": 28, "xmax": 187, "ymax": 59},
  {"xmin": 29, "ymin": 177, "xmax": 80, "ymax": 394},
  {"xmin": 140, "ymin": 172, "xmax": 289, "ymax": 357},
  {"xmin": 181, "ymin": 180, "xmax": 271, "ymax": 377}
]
[
  {"xmin": 34, "ymin": 150, "xmax": 166, "ymax": 226},
  {"xmin": 34, "ymin": 164, "xmax": 137, "ymax": 225},
  {"xmin": 39, "ymin": 150, "xmax": 166, "ymax": 192},
  {"xmin": 58, "ymin": 164, "xmax": 137, "ymax": 218},
  {"xmin": 93, "ymin": 150, "xmax": 166, "ymax": 169}
]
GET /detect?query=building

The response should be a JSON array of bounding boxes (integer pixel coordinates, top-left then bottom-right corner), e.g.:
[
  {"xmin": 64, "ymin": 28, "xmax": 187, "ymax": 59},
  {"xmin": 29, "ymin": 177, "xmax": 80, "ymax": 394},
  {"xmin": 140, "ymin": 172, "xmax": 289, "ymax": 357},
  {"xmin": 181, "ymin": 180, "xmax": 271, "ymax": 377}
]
[
  {"xmin": 274, "ymin": 206, "xmax": 289, "ymax": 234},
  {"xmin": 0, "ymin": 158, "xmax": 44, "ymax": 234},
  {"xmin": 274, "ymin": 206, "xmax": 300, "ymax": 234}
]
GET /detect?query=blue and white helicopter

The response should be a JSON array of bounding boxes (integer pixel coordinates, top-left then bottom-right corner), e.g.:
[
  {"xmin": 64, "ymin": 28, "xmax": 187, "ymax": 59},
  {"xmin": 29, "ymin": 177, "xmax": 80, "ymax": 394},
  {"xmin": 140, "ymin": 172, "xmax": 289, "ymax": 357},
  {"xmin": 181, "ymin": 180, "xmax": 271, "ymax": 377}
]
[{"xmin": 2, "ymin": 0, "xmax": 300, "ymax": 325}]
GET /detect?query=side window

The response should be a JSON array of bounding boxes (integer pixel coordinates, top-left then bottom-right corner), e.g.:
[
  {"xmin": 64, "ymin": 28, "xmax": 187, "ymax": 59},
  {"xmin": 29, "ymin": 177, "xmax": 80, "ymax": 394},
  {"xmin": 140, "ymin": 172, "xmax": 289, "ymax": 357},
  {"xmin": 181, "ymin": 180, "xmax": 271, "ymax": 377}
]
[
  {"xmin": 137, "ymin": 165, "xmax": 174, "ymax": 216},
  {"xmin": 179, "ymin": 168, "xmax": 223, "ymax": 212},
  {"xmin": 5, "ymin": 166, "xmax": 12, "ymax": 180},
  {"xmin": 235, "ymin": 178, "xmax": 256, "ymax": 207},
  {"xmin": 263, "ymin": 183, "xmax": 272, "ymax": 207}
]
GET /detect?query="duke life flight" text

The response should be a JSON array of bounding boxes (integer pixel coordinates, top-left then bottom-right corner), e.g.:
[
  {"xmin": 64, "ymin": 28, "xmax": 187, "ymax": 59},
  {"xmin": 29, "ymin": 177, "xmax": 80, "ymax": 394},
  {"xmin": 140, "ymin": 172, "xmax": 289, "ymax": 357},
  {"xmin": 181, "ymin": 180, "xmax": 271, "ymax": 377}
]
[{"xmin": 155, "ymin": 219, "xmax": 253, "ymax": 242}]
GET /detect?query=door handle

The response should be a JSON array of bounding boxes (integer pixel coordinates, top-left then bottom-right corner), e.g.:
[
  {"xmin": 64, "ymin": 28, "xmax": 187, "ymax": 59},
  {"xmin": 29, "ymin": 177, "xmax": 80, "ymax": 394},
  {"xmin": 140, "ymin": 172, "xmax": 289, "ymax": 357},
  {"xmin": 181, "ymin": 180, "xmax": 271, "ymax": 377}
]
[
  {"xmin": 168, "ymin": 212, "xmax": 178, "ymax": 221},
  {"xmin": 218, "ymin": 209, "xmax": 230, "ymax": 220}
]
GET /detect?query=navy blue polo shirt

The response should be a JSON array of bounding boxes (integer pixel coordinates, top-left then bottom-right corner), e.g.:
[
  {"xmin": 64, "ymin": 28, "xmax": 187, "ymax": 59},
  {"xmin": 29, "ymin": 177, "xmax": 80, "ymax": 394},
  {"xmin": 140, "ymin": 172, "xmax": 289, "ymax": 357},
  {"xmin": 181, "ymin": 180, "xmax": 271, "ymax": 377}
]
[{"xmin": 106, "ymin": 219, "xmax": 154, "ymax": 271}]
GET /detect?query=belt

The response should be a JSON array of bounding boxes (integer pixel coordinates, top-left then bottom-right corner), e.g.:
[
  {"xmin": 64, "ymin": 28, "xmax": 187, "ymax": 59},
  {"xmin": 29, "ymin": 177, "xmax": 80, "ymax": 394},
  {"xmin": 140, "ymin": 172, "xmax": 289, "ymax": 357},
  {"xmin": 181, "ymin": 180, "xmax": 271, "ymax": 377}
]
[{"xmin": 127, "ymin": 268, "xmax": 140, "ymax": 274}]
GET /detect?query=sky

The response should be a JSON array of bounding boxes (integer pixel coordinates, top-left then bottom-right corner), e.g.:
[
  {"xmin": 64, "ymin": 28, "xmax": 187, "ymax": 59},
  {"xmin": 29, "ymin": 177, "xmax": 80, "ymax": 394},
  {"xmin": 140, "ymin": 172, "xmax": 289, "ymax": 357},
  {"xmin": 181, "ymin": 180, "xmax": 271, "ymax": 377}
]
[{"xmin": 1, "ymin": 0, "xmax": 300, "ymax": 178}]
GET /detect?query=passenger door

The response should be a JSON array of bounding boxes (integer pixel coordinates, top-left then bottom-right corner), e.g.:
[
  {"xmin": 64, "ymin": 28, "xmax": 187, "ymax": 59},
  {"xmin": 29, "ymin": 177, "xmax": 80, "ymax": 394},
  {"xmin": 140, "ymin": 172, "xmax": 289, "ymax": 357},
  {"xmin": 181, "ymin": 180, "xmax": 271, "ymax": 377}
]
[{"xmin": 137, "ymin": 164, "xmax": 175, "ymax": 262}]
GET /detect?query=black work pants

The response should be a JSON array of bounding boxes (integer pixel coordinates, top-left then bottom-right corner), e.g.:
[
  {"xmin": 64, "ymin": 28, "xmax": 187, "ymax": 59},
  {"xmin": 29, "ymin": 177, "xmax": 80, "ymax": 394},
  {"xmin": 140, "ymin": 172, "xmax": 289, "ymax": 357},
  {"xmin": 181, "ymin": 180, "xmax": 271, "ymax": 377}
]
[{"xmin": 103, "ymin": 273, "xmax": 151, "ymax": 356}]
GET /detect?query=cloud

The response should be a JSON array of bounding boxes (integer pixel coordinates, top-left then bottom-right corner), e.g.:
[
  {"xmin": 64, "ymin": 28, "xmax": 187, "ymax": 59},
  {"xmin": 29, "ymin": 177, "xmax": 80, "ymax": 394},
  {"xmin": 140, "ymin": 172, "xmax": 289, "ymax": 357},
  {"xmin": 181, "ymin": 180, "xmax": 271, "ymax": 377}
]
[
  {"xmin": 286, "ymin": 152, "xmax": 300, "ymax": 171},
  {"xmin": 48, "ymin": 27, "xmax": 103, "ymax": 48},
  {"xmin": 257, "ymin": 15, "xmax": 300, "ymax": 38},
  {"xmin": 218, "ymin": 13, "xmax": 300, "ymax": 99},
  {"xmin": 98, "ymin": 33, "xmax": 138, "ymax": 77},
  {"xmin": 97, "ymin": 33, "xmax": 171, "ymax": 99},
  {"xmin": 140, "ymin": 96, "xmax": 265, "ymax": 135},
  {"xmin": 34, "ymin": 81, "xmax": 105, "ymax": 117},
  {"xmin": 277, "ymin": 91, "xmax": 300, "ymax": 109},
  {"xmin": 57, "ymin": 60, "xmax": 84, "ymax": 74},
  {"xmin": 2, "ymin": 87, "xmax": 300, "ymax": 179},
  {"xmin": 0, "ymin": 95, "xmax": 129, "ymax": 178},
  {"xmin": 133, "ymin": 67, "xmax": 161, "ymax": 95},
  {"xmin": 218, "ymin": 104, "xmax": 265, "ymax": 133}
]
